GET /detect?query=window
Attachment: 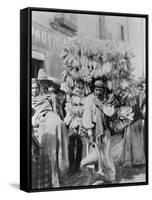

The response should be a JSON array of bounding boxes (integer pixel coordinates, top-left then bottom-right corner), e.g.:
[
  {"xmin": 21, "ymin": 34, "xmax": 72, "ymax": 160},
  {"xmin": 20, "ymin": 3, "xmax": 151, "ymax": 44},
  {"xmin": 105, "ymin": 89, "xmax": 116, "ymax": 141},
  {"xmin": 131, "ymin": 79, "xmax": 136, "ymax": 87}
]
[
  {"xmin": 54, "ymin": 13, "xmax": 77, "ymax": 32},
  {"xmin": 63, "ymin": 13, "xmax": 77, "ymax": 26},
  {"xmin": 121, "ymin": 25, "xmax": 125, "ymax": 41},
  {"xmin": 32, "ymin": 51, "xmax": 45, "ymax": 78}
]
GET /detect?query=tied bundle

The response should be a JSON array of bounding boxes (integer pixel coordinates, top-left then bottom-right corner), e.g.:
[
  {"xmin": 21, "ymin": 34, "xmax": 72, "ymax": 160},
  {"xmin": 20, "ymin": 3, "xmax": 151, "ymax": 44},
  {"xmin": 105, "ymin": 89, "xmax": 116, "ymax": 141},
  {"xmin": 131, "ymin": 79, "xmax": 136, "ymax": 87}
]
[{"xmin": 117, "ymin": 106, "xmax": 134, "ymax": 121}]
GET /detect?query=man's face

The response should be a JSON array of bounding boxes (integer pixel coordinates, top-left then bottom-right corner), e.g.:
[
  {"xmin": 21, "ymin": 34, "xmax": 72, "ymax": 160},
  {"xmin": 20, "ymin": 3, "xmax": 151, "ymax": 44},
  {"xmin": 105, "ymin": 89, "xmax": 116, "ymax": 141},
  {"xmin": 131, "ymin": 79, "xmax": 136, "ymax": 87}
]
[
  {"xmin": 32, "ymin": 83, "xmax": 40, "ymax": 97},
  {"xmin": 58, "ymin": 91, "xmax": 65, "ymax": 103},
  {"xmin": 40, "ymin": 83, "xmax": 48, "ymax": 94},
  {"xmin": 94, "ymin": 87, "xmax": 104, "ymax": 98},
  {"xmin": 137, "ymin": 86, "xmax": 142, "ymax": 94},
  {"xmin": 49, "ymin": 85, "xmax": 55, "ymax": 93},
  {"xmin": 142, "ymin": 83, "xmax": 146, "ymax": 92}
]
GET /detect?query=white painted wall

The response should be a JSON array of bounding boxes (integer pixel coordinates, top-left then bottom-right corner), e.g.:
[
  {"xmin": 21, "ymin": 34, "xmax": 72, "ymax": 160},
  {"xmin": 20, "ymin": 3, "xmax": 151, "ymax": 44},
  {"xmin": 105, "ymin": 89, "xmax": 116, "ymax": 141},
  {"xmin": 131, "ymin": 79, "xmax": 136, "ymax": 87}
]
[
  {"xmin": 104, "ymin": 16, "xmax": 129, "ymax": 41},
  {"xmin": 77, "ymin": 13, "xmax": 100, "ymax": 38},
  {"xmin": 128, "ymin": 17, "xmax": 146, "ymax": 79},
  {"xmin": 104, "ymin": 16, "xmax": 145, "ymax": 79}
]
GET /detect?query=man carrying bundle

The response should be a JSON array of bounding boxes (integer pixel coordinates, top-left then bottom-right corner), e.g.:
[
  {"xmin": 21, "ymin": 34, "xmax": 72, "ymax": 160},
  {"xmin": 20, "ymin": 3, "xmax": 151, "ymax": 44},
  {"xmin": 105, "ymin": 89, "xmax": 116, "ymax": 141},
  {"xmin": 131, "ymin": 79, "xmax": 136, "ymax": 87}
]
[{"xmin": 81, "ymin": 78, "xmax": 116, "ymax": 183}]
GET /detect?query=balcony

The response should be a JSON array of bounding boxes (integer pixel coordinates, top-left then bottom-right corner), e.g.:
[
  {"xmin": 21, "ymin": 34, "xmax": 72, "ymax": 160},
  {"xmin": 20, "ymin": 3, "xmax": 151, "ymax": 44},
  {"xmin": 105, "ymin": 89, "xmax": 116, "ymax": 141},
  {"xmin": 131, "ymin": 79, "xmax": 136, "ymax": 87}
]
[{"xmin": 54, "ymin": 14, "xmax": 77, "ymax": 32}]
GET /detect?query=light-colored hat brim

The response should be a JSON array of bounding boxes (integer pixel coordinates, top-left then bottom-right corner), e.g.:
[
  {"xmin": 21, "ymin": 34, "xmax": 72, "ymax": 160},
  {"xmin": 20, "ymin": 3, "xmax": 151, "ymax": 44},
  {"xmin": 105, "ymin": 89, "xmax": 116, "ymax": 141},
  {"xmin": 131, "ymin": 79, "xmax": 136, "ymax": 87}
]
[
  {"xmin": 48, "ymin": 76, "xmax": 60, "ymax": 87},
  {"xmin": 38, "ymin": 79, "xmax": 52, "ymax": 86}
]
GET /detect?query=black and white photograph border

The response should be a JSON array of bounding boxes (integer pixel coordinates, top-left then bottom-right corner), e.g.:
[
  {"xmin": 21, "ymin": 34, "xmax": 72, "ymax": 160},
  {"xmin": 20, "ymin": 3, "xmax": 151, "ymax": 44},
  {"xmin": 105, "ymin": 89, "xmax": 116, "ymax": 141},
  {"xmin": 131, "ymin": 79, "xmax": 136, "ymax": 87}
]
[{"xmin": 30, "ymin": 7, "xmax": 148, "ymax": 191}]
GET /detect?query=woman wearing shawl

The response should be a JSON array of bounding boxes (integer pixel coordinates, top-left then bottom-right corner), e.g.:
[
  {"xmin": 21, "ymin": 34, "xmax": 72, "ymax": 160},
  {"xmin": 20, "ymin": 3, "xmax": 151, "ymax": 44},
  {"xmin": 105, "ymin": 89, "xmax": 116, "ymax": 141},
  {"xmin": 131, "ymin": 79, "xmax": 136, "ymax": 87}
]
[
  {"xmin": 112, "ymin": 87, "xmax": 145, "ymax": 167},
  {"xmin": 32, "ymin": 73, "xmax": 69, "ymax": 188}
]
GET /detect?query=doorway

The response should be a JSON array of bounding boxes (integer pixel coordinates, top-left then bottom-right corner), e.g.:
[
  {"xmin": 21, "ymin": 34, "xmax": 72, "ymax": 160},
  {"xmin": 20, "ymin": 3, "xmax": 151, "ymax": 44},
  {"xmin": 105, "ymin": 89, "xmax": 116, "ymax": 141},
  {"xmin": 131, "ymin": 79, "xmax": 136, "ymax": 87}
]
[
  {"xmin": 32, "ymin": 58, "xmax": 44, "ymax": 78},
  {"xmin": 32, "ymin": 50, "xmax": 45, "ymax": 78}
]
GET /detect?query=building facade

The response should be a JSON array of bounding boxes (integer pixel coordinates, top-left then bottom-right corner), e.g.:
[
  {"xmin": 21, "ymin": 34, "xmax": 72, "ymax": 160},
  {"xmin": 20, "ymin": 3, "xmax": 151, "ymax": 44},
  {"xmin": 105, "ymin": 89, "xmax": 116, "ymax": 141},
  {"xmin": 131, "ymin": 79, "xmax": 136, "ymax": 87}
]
[{"xmin": 32, "ymin": 11, "xmax": 145, "ymax": 80}]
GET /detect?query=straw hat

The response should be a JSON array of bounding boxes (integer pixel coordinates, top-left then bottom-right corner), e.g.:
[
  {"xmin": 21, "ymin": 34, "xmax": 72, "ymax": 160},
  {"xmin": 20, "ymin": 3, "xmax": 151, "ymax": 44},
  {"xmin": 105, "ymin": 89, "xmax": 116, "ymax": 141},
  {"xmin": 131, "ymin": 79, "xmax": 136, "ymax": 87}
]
[
  {"xmin": 38, "ymin": 68, "xmax": 61, "ymax": 91},
  {"xmin": 48, "ymin": 76, "xmax": 61, "ymax": 92},
  {"xmin": 37, "ymin": 68, "xmax": 51, "ymax": 86},
  {"xmin": 48, "ymin": 76, "xmax": 60, "ymax": 87}
]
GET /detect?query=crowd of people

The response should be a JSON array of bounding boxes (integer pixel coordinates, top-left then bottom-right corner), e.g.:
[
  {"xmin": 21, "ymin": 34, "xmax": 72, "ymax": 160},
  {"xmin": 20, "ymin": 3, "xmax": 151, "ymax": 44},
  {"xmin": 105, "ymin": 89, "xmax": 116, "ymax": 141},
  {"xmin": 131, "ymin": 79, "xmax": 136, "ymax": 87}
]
[{"xmin": 31, "ymin": 68, "xmax": 146, "ymax": 189}]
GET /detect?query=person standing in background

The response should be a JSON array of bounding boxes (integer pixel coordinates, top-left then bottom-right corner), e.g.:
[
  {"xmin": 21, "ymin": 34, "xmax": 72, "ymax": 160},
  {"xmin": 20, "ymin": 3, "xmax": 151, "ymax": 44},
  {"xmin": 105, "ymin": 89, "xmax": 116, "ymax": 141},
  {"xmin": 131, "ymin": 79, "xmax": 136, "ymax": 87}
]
[
  {"xmin": 38, "ymin": 68, "xmax": 64, "ymax": 119},
  {"xmin": 31, "ymin": 69, "xmax": 69, "ymax": 188},
  {"xmin": 119, "ymin": 88, "xmax": 146, "ymax": 167},
  {"xmin": 64, "ymin": 80, "xmax": 86, "ymax": 172}
]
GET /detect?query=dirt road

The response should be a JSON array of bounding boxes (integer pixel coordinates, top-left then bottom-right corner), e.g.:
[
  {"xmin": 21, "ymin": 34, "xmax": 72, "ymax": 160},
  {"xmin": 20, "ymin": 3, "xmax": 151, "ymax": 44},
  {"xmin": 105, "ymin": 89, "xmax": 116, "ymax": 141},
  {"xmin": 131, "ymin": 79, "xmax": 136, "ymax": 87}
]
[{"xmin": 61, "ymin": 134, "xmax": 146, "ymax": 187}]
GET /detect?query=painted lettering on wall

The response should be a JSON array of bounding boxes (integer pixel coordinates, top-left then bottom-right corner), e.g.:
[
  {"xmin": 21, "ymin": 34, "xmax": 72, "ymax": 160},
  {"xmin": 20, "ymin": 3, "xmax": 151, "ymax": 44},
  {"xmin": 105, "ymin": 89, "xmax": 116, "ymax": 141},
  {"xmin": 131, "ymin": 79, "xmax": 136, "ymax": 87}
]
[
  {"xmin": 32, "ymin": 22, "xmax": 64, "ymax": 50},
  {"xmin": 32, "ymin": 24, "xmax": 49, "ymax": 47}
]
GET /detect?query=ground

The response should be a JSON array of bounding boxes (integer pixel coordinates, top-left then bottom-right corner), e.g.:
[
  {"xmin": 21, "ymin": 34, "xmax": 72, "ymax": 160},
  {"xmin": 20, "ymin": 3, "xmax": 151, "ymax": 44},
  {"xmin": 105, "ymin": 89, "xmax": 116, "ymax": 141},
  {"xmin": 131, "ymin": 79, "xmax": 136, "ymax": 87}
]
[{"xmin": 61, "ymin": 133, "xmax": 146, "ymax": 187}]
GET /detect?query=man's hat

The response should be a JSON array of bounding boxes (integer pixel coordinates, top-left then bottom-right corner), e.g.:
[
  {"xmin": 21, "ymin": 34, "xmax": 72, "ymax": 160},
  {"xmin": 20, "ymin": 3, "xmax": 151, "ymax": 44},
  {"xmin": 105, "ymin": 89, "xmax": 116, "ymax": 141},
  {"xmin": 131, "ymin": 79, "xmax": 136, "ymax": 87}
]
[
  {"xmin": 37, "ymin": 68, "xmax": 51, "ymax": 86},
  {"xmin": 48, "ymin": 76, "xmax": 60, "ymax": 91},
  {"xmin": 48, "ymin": 76, "xmax": 60, "ymax": 86},
  {"xmin": 94, "ymin": 79, "xmax": 105, "ymax": 88},
  {"xmin": 38, "ymin": 68, "xmax": 61, "ymax": 90}
]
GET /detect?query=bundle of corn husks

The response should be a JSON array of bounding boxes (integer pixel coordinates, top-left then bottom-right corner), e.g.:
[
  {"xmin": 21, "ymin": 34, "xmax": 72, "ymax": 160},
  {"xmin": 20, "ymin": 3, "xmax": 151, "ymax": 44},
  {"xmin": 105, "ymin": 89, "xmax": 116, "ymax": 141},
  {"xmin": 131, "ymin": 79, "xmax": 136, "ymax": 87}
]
[{"xmin": 61, "ymin": 36, "xmax": 136, "ymax": 96}]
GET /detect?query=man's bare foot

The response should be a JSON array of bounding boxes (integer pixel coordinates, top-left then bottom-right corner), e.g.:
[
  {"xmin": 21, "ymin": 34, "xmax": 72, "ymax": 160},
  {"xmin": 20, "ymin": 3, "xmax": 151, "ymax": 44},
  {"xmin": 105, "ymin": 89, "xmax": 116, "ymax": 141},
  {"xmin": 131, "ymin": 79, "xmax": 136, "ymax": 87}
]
[{"xmin": 92, "ymin": 180, "xmax": 104, "ymax": 185}]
